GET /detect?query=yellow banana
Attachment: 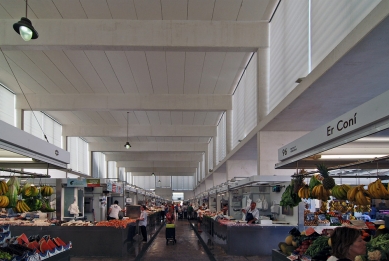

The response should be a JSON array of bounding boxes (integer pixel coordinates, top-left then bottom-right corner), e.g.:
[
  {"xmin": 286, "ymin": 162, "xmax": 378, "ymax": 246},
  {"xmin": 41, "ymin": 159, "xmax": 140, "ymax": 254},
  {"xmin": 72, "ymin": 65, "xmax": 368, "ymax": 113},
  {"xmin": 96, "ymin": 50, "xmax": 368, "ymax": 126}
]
[
  {"xmin": 377, "ymin": 180, "xmax": 389, "ymax": 199},
  {"xmin": 0, "ymin": 196, "xmax": 4, "ymax": 207}
]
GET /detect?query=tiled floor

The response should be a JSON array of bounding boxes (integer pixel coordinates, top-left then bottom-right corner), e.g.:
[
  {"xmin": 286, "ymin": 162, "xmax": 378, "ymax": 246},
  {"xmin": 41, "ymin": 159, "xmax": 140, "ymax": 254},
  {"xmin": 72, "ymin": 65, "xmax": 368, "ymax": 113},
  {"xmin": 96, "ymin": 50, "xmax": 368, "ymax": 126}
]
[{"xmin": 70, "ymin": 219, "xmax": 272, "ymax": 261}]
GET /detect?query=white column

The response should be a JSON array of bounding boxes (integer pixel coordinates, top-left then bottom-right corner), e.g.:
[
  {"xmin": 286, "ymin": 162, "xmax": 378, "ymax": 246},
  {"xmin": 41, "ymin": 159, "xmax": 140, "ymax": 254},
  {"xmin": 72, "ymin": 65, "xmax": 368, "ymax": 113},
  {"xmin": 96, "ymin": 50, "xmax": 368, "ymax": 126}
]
[
  {"xmin": 257, "ymin": 48, "xmax": 269, "ymax": 122},
  {"xmin": 226, "ymin": 110, "xmax": 233, "ymax": 154},
  {"xmin": 15, "ymin": 108, "xmax": 22, "ymax": 129}
]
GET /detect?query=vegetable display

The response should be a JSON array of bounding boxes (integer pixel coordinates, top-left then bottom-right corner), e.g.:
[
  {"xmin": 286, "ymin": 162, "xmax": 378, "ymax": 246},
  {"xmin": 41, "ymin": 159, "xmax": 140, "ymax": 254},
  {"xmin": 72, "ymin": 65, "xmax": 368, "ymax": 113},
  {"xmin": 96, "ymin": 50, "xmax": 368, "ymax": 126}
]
[{"xmin": 280, "ymin": 180, "xmax": 301, "ymax": 208}]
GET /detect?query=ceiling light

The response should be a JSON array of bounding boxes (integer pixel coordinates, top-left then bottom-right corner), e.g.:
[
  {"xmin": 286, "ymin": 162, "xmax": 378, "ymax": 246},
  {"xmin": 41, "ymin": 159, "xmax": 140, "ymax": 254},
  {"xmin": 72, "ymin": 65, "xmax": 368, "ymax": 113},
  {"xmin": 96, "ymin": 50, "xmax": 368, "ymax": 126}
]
[
  {"xmin": 13, "ymin": 0, "xmax": 38, "ymax": 41},
  {"xmin": 151, "ymin": 173, "xmax": 155, "ymax": 176},
  {"xmin": 320, "ymin": 155, "xmax": 386, "ymax": 159},
  {"xmin": 124, "ymin": 112, "xmax": 131, "ymax": 149},
  {"xmin": 0, "ymin": 158, "xmax": 33, "ymax": 162},
  {"xmin": 158, "ymin": 179, "xmax": 161, "ymax": 184}
]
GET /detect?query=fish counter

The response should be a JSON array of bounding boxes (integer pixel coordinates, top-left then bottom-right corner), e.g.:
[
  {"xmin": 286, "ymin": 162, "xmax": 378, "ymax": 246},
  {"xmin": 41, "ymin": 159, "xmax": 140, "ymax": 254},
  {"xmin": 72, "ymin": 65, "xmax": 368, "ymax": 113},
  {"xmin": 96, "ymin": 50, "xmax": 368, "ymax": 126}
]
[{"xmin": 202, "ymin": 216, "xmax": 295, "ymax": 256}]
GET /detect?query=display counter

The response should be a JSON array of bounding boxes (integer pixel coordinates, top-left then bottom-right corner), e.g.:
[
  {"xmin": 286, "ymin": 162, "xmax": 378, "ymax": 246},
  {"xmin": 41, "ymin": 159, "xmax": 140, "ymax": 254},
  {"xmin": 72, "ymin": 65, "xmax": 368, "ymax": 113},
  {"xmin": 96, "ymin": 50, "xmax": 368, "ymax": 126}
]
[
  {"xmin": 272, "ymin": 249, "xmax": 289, "ymax": 261},
  {"xmin": 9, "ymin": 211, "xmax": 164, "ymax": 258},
  {"xmin": 203, "ymin": 216, "xmax": 295, "ymax": 256}
]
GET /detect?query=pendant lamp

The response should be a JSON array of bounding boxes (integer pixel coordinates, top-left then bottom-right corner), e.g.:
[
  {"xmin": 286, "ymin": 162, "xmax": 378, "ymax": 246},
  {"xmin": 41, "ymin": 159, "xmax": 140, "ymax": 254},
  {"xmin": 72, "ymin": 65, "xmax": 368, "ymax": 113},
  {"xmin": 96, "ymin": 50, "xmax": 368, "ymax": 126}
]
[
  {"xmin": 13, "ymin": 0, "xmax": 39, "ymax": 41},
  {"xmin": 124, "ymin": 112, "xmax": 131, "ymax": 149}
]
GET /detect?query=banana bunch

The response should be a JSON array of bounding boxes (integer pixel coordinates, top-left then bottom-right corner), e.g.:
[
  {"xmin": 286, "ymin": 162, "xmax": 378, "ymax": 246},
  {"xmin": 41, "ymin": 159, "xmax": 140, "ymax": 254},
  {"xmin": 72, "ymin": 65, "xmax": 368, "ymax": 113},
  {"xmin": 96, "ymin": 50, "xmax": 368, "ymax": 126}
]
[
  {"xmin": 355, "ymin": 205, "xmax": 371, "ymax": 213},
  {"xmin": 0, "ymin": 195, "xmax": 9, "ymax": 208},
  {"xmin": 329, "ymin": 200, "xmax": 353, "ymax": 213},
  {"xmin": 0, "ymin": 181, "xmax": 8, "ymax": 195},
  {"xmin": 41, "ymin": 186, "xmax": 54, "ymax": 197},
  {"xmin": 23, "ymin": 186, "xmax": 40, "ymax": 197},
  {"xmin": 297, "ymin": 185, "xmax": 310, "ymax": 199},
  {"xmin": 347, "ymin": 185, "xmax": 371, "ymax": 205},
  {"xmin": 319, "ymin": 201, "xmax": 328, "ymax": 213},
  {"xmin": 331, "ymin": 184, "xmax": 351, "ymax": 200},
  {"xmin": 311, "ymin": 184, "xmax": 331, "ymax": 201},
  {"xmin": 367, "ymin": 179, "xmax": 389, "ymax": 199},
  {"xmin": 15, "ymin": 200, "xmax": 30, "ymax": 213}
]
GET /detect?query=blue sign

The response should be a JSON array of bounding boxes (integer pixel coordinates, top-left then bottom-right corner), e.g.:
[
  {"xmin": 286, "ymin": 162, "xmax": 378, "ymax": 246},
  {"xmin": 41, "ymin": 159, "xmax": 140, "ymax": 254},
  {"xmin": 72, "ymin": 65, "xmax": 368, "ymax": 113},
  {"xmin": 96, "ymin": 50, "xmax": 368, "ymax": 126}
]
[
  {"xmin": 106, "ymin": 180, "xmax": 112, "ymax": 192},
  {"xmin": 67, "ymin": 179, "xmax": 87, "ymax": 187}
]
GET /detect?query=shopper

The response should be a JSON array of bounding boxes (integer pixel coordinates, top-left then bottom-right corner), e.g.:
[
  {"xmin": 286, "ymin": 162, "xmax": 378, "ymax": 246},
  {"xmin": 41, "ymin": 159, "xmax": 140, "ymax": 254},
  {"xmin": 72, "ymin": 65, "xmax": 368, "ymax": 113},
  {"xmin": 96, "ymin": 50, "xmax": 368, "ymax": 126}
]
[
  {"xmin": 187, "ymin": 204, "xmax": 194, "ymax": 220},
  {"xmin": 137, "ymin": 205, "xmax": 148, "ymax": 242},
  {"xmin": 107, "ymin": 200, "xmax": 125, "ymax": 220},
  {"xmin": 166, "ymin": 206, "xmax": 175, "ymax": 224},
  {"xmin": 370, "ymin": 204, "xmax": 377, "ymax": 219},
  {"xmin": 197, "ymin": 206, "xmax": 203, "ymax": 232},
  {"xmin": 222, "ymin": 204, "xmax": 228, "ymax": 215},
  {"xmin": 241, "ymin": 201, "xmax": 259, "ymax": 224},
  {"xmin": 327, "ymin": 227, "xmax": 366, "ymax": 261}
]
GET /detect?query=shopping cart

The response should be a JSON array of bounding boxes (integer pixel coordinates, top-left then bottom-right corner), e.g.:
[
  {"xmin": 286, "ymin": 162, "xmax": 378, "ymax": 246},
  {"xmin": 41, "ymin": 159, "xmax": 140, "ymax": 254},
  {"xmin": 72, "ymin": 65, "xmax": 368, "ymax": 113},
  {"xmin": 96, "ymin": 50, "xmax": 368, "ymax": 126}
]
[{"xmin": 165, "ymin": 224, "xmax": 176, "ymax": 245}]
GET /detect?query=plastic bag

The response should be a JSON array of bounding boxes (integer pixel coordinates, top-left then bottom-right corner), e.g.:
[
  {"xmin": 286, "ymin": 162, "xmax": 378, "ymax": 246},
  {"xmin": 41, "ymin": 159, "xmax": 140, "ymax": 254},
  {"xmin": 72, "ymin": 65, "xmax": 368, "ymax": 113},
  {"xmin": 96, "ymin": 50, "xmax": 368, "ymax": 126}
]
[{"xmin": 263, "ymin": 198, "xmax": 268, "ymax": 210}]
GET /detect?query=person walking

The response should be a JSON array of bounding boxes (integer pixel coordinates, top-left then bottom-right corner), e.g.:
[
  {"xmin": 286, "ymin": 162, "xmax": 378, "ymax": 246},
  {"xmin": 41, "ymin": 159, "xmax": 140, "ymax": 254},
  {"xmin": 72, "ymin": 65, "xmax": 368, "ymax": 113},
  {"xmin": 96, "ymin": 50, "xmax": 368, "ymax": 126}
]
[
  {"xmin": 187, "ymin": 204, "xmax": 194, "ymax": 220},
  {"xmin": 137, "ymin": 205, "xmax": 148, "ymax": 242}
]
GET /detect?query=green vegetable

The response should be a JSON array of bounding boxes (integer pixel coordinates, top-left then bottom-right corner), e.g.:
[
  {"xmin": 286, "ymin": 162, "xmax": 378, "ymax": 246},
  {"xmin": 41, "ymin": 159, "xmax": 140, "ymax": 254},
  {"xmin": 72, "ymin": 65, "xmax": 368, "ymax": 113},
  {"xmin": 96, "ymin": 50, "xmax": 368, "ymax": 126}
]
[
  {"xmin": 280, "ymin": 180, "xmax": 301, "ymax": 208},
  {"xmin": 305, "ymin": 235, "xmax": 329, "ymax": 258}
]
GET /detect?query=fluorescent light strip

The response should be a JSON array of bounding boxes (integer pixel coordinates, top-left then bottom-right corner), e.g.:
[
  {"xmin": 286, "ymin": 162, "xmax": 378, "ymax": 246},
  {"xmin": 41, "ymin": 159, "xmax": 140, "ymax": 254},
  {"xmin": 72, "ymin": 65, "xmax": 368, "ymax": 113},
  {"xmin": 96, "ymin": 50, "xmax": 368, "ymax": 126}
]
[
  {"xmin": 0, "ymin": 158, "xmax": 33, "ymax": 162},
  {"xmin": 320, "ymin": 155, "xmax": 386, "ymax": 159}
]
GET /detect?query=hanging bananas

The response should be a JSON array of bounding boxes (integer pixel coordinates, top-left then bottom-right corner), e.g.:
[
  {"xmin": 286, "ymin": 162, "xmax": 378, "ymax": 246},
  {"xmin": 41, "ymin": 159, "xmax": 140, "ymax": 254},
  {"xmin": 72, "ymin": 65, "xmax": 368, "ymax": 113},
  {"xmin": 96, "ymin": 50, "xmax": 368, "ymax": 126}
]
[
  {"xmin": 22, "ymin": 185, "xmax": 40, "ymax": 197},
  {"xmin": 0, "ymin": 181, "xmax": 8, "ymax": 195},
  {"xmin": 298, "ymin": 185, "xmax": 310, "ymax": 199},
  {"xmin": 331, "ymin": 184, "xmax": 351, "ymax": 200},
  {"xmin": 310, "ymin": 184, "xmax": 331, "ymax": 201},
  {"xmin": 15, "ymin": 200, "xmax": 30, "ymax": 213},
  {"xmin": 40, "ymin": 186, "xmax": 54, "ymax": 197},
  {"xmin": 0, "ymin": 195, "xmax": 10, "ymax": 208},
  {"xmin": 347, "ymin": 185, "xmax": 371, "ymax": 205},
  {"xmin": 367, "ymin": 179, "xmax": 389, "ymax": 199}
]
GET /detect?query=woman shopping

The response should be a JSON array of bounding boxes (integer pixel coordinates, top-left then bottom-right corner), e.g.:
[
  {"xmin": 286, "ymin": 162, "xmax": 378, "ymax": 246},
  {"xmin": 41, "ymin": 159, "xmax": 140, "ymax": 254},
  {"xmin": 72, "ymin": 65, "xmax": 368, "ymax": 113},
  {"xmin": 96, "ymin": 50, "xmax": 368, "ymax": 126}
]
[
  {"xmin": 327, "ymin": 227, "xmax": 367, "ymax": 261},
  {"xmin": 166, "ymin": 206, "xmax": 175, "ymax": 224}
]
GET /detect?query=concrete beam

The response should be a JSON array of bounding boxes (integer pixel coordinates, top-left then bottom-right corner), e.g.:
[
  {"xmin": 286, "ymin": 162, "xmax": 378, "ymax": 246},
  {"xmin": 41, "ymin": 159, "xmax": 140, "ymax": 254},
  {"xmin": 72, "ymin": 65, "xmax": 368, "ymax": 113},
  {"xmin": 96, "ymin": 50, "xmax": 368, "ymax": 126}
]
[
  {"xmin": 105, "ymin": 153, "xmax": 203, "ymax": 162},
  {"xmin": 115, "ymin": 161, "xmax": 199, "ymax": 168},
  {"xmin": 120, "ymin": 166, "xmax": 196, "ymax": 172},
  {"xmin": 16, "ymin": 94, "xmax": 231, "ymax": 111},
  {"xmin": 63, "ymin": 124, "xmax": 216, "ymax": 137},
  {"xmin": 89, "ymin": 141, "xmax": 208, "ymax": 152},
  {"xmin": 130, "ymin": 172, "xmax": 194, "ymax": 176},
  {"xmin": 0, "ymin": 20, "xmax": 267, "ymax": 51}
]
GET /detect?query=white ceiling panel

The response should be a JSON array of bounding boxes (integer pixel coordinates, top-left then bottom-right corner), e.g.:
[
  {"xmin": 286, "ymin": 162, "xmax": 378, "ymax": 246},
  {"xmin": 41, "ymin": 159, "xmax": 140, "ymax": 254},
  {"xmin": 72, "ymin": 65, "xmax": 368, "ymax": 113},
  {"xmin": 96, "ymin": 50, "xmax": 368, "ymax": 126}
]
[
  {"xmin": 107, "ymin": 0, "xmax": 137, "ymax": 19},
  {"xmin": 146, "ymin": 111, "xmax": 160, "ymax": 125},
  {"xmin": 84, "ymin": 111, "xmax": 106, "ymax": 125},
  {"xmin": 0, "ymin": 56, "xmax": 43, "ymax": 94},
  {"xmin": 44, "ymin": 51, "xmax": 93, "ymax": 94},
  {"xmin": 72, "ymin": 111, "xmax": 97, "ymax": 125},
  {"xmin": 182, "ymin": 137, "xmax": 199, "ymax": 142},
  {"xmin": 52, "ymin": 0, "xmax": 87, "ymax": 19},
  {"xmin": 182, "ymin": 112, "xmax": 195, "ymax": 125},
  {"xmin": 166, "ymin": 52, "xmax": 185, "ymax": 94},
  {"xmin": 84, "ymin": 51, "xmax": 123, "ymax": 93},
  {"xmin": 147, "ymin": 137, "xmax": 157, "ymax": 142},
  {"xmin": 111, "ymin": 111, "xmax": 139, "ymax": 125},
  {"xmin": 5, "ymin": 51, "xmax": 60, "ymax": 94},
  {"xmin": 134, "ymin": 0, "xmax": 162, "ymax": 20},
  {"xmin": 25, "ymin": 0, "xmax": 61, "ymax": 19},
  {"xmin": 199, "ymin": 137, "xmax": 210, "ymax": 143},
  {"xmin": 238, "ymin": 0, "xmax": 270, "ymax": 21},
  {"xmin": 159, "ymin": 111, "xmax": 171, "ymax": 125},
  {"xmin": 137, "ymin": 136, "xmax": 149, "ymax": 142},
  {"xmin": 45, "ymin": 111, "xmax": 76, "ymax": 125},
  {"xmin": 23, "ymin": 51, "xmax": 78, "ymax": 94},
  {"xmin": 0, "ymin": 4, "xmax": 12, "ymax": 19},
  {"xmin": 0, "ymin": 0, "xmax": 37, "ymax": 19},
  {"xmin": 105, "ymin": 51, "xmax": 139, "ymax": 93},
  {"xmin": 199, "ymin": 52, "xmax": 226, "ymax": 94},
  {"xmin": 80, "ymin": 0, "xmax": 111, "ymax": 19},
  {"xmin": 63, "ymin": 111, "xmax": 91, "ymax": 125},
  {"xmin": 83, "ymin": 137, "xmax": 101, "ymax": 143},
  {"xmin": 214, "ymin": 52, "xmax": 248, "ymax": 94},
  {"xmin": 188, "ymin": 0, "xmax": 214, "ymax": 20},
  {"xmin": 64, "ymin": 51, "xmax": 107, "ymax": 93},
  {"xmin": 204, "ymin": 111, "xmax": 222, "ymax": 125},
  {"xmin": 125, "ymin": 52, "xmax": 153, "ymax": 93},
  {"xmin": 193, "ymin": 112, "xmax": 207, "ymax": 125},
  {"xmin": 98, "ymin": 111, "xmax": 119, "ymax": 125},
  {"xmin": 155, "ymin": 137, "xmax": 165, "ymax": 142},
  {"xmin": 134, "ymin": 111, "xmax": 150, "ymax": 125},
  {"xmin": 184, "ymin": 52, "xmax": 205, "ymax": 94},
  {"xmin": 146, "ymin": 52, "xmax": 168, "ymax": 94},
  {"xmin": 161, "ymin": 0, "xmax": 187, "ymax": 20},
  {"xmin": 213, "ymin": 0, "xmax": 241, "ymax": 21},
  {"xmin": 171, "ymin": 112, "xmax": 183, "ymax": 125}
]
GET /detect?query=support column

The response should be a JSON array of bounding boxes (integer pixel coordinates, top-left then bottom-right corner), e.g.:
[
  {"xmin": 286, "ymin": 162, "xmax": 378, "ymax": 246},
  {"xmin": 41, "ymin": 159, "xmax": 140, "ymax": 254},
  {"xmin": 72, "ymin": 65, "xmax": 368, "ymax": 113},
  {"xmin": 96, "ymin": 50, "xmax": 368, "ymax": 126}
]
[
  {"xmin": 213, "ymin": 136, "xmax": 217, "ymax": 167},
  {"xmin": 15, "ymin": 108, "xmax": 22, "ymax": 129},
  {"xmin": 257, "ymin": 48, "xmax": 269, "ymax": 122},
  {"xmin": 226, "ymin": 110, "xmax": 233, "ymax": 154}
]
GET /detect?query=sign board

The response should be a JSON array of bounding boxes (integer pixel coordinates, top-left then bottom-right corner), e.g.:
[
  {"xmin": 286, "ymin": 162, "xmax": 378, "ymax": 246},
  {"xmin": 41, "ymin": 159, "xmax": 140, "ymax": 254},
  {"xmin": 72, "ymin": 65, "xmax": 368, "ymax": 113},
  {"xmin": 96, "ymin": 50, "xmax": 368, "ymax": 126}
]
[
  {"xmin": 278, "ymin": 90, "xmax": 389, "ymax": 163},
  {"xmin": 67, "ymin": 179, "xmax": 86, "ymax": 187},
  {"xmin": 126, "ymin": 198, "xmax": 132, "ymax": 203},
  {"xmin": 112, "ymin": 183, "xmax": 123, "ymax": 194},
  {"xmin": 106, "ymin": 180, "xmax": 112, "ymax": 192},
  {"xmin": 86, "ymin": 179, "xmax": 101, "ymax": 187}
]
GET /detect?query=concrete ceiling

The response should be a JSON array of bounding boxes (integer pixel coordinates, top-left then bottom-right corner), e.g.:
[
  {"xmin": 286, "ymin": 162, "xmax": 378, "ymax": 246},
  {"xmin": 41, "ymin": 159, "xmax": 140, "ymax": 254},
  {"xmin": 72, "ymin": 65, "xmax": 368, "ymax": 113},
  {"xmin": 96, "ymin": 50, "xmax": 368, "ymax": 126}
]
[{"xmin": 0, "ymin": 0, "xmax": 388, "ymax": 177}]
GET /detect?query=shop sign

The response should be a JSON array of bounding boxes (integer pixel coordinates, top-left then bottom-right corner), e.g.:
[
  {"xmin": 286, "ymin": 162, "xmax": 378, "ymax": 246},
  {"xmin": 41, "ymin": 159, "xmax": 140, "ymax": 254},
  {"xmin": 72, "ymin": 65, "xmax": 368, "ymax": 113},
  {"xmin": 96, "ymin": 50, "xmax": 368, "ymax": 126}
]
[
  {"xmin": 86, "ymin": 179, "xmax": 101, "ymax": 187},
  {"xmin": 106, "ymin": 180, "xmax": 112, "ymax": 192},
  {"xmin": 112, "ymin": 183, "xmax": 123, "ymax": 193},
  {"xmin": 67, "ymin": 179, "xmax": 86, "ymax": 187},
  {"xmin": 278, "ymin": 90, "xmax": 389, "ymax": 162}
]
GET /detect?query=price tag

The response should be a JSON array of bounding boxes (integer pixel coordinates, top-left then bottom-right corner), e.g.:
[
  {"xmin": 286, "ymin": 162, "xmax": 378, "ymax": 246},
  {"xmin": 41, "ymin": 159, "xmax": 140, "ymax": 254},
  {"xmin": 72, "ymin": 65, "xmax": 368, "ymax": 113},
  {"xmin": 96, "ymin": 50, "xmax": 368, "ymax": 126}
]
[
  {"xmin": 342, "ymin": 214, "xmax": 350, "ymax": 220},
  {"xmin": 318, "ymin": 214, "xmax": 327, "ymax": 221},
  {"xmin": 330, "ymin": 217, "xmax": 340, "ymax": 224},
  {"xmin": 306, "ymin": 213, "xmax": 315, "ymax": 221}
]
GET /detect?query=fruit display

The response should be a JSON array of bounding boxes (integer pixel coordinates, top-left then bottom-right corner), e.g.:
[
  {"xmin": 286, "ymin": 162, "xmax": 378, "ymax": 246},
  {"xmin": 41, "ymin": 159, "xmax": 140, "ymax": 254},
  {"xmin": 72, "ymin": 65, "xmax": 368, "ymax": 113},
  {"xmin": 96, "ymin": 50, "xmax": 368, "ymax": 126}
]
[
  {"xmin": 15, "ymin": 200, "xmax": 30, "ymax": 213},
  {"xmin": 0, "ymin": 195, "xmax": 10, "ymax": 208},
  {"xmin": 328, "ymin": 200, "xmax": 354, "ymax": 213},
  {"xmin": 40, "ymin": 186, "xmax": 53, "ymax": 197},
  {"xmin": 5, "ymin": 177, "xmax": 20, "ymax": 208},
  {"xmin": 347, "ymin": 185, "xmax": 371, "ymax": 205},
  {"xmin": 331, "ymin": 184, "xmax": 351, "ymax": 200},
  {"xmin": 280, "ymin": 180, "xmax": 301, "ymax": 208},
  {"xmin": 0, "ymin": 181, "xmax": 8, "ymax": 195},
  {"xmin": 367, "ymin": 179, "xmax": 389, "ymax": 199},
  {"xmin": 297, "ymin": 185, "xmax": 310, "ymax": 199},
  {"xmin": 22, "ymin": 184, "xmax": 40, "ymax": 198},
  {"xmin": 311, "ymin": 184, "xmax": 331, "ymax": 201},
  {"xmin": 24, "ymin": 198, "xmax": 42, "ymax": 211},
  {"xmin": 316, "ymin": 164, "xmax": 335, "ymax": 190}
]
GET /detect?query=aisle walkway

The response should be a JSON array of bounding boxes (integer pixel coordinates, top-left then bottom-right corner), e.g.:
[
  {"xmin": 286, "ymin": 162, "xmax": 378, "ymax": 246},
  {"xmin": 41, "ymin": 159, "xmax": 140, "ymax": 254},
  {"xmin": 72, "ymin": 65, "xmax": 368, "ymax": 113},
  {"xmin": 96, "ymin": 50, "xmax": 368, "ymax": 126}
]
[{"xmin": 141, "ymin": 219, "xmax": 210, "ymax": 261}]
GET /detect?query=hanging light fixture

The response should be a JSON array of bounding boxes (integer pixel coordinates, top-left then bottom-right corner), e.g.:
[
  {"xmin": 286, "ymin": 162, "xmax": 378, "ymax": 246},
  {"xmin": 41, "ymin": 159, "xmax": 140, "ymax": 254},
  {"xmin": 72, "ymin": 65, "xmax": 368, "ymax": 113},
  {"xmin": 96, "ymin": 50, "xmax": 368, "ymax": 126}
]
[
  {"xmin": 158, "ymin": 179, "xmax": 161, "ymax": 184},
  {"xmin": 13, "ymin": 0, "xmax": 39, "ymax": 41},
  {"xmin": 124, "ymin": 112, "xmax": 131, "ymax": 149}
]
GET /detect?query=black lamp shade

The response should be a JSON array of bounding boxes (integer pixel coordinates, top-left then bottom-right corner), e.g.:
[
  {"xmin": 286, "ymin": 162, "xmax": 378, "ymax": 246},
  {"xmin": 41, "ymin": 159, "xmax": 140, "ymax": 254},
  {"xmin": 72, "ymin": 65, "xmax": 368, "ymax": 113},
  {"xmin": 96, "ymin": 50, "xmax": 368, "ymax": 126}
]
[
  {"xmin": 124, "ymin": 141, "xmax": 131, "ymax": 149},
  {"xmin": 13, "ymin": 17, "xmax": 39, "ymax": 40}
]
